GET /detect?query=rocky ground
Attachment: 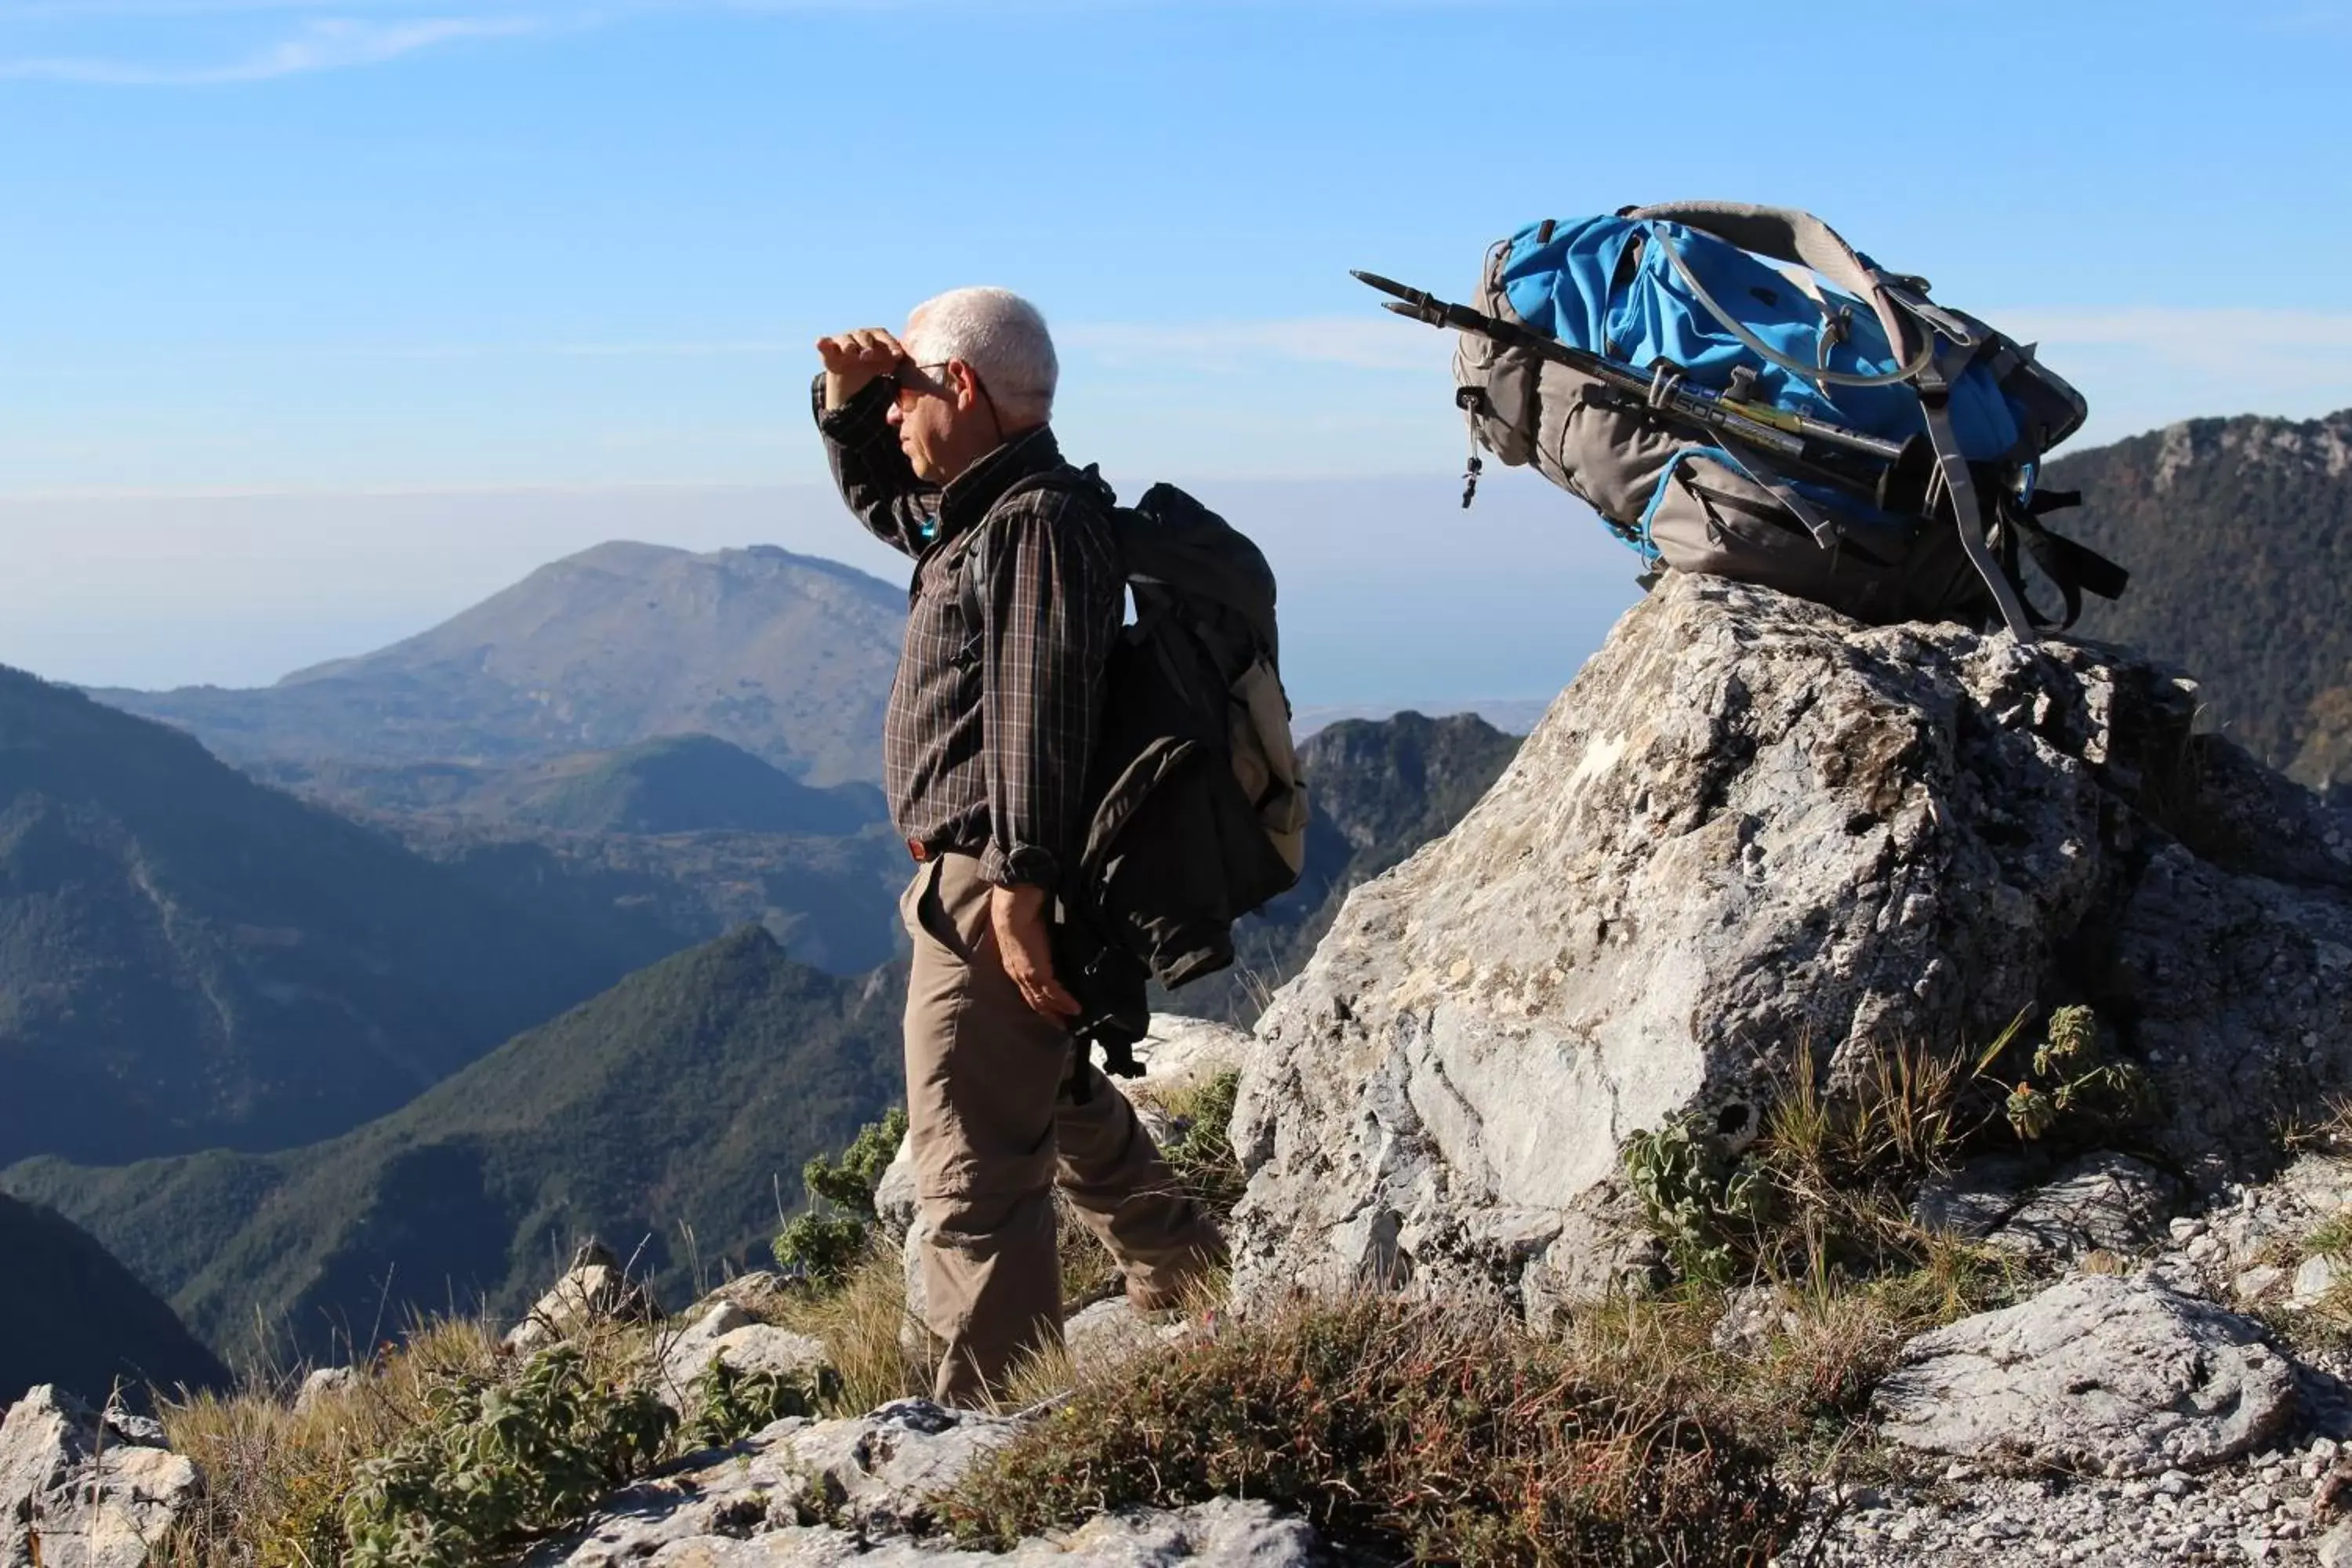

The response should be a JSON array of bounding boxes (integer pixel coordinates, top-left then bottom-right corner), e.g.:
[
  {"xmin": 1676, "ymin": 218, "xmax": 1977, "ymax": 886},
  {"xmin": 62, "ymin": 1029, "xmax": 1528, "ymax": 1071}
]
[{"xmin": 19, "ymin": 579, "xmax": 2352, "ymax": 1566}]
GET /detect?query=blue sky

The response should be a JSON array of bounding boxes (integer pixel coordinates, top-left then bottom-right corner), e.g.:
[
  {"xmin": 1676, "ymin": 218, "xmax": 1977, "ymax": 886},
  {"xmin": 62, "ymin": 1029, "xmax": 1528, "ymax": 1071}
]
[{"xmin": 3, "ymin": 0, "xmax": 2350, "ymax": 691}]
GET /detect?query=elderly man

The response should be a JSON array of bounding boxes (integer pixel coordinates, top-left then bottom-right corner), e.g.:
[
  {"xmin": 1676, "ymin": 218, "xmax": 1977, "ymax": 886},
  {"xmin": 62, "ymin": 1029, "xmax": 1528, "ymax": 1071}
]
[{"xmin": 814, "ymin": 287, "xmax": 1224, "ymax": 1407}]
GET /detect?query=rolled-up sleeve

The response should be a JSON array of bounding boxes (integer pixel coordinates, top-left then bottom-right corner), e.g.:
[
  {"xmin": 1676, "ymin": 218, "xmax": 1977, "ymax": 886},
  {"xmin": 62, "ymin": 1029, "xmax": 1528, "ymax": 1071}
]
[{"xmin": 976, "ymin": 494, "xmax": 1123, "ymax": 888}]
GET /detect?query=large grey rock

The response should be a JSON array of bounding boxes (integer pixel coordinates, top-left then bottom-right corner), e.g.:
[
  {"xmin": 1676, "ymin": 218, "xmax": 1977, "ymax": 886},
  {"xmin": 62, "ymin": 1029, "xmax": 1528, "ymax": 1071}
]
[
  {"xmin": 1230, "ymin": 575, "xmax": 2352, "ymax": 1310},
  {"xmin": 1991, "ymin": 1152, "xmax": 2180, "ymax": 1259},
  {"xmin": 0, "ymin": 1384, "xmax": 203, "ymax": 1568},
  {"xmin": 1871, "ymin": 1275, "xmax": 2295, "ymax": 1475},
  {"xmin": 528, "ymin": 1399, "xmax": 1033, "ymax": 1564}
]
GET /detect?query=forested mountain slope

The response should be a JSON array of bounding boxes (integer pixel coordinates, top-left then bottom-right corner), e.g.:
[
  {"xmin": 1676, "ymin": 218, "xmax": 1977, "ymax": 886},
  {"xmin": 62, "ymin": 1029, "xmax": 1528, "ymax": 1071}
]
[
  {"xmin": 0, "ymin": 1192, "xmax": 230, "ymax": 1408},
  {"xmin": 2044, "ymin": 408, "xmax": 2352, "ymax": 785},
  {"xmin": 4, "ymin": 928, "xmax": 902, "ymax": 1366},
  {"xmin": 0, "ymin": 666, "xmax": 654, "ymax": 1166}
]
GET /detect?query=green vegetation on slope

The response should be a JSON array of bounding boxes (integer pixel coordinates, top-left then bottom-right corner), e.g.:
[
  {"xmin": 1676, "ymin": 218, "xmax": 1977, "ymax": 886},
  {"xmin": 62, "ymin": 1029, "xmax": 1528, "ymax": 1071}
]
[
  {"xmin": 5, "ymin": 927, "xmax": 903, "ymax": 1367},
  {"xmin": 259, "ymin": 733, "xmax": 887, "ymax": 839},
  {"xmin": 1178, "ymin": 710, "xmax": 1524, "ymax": 1022},
  {"xmin": 2045, "ymin": 408, "xmax": 2352, "ymax": 782},
  {"xmin": 0, "ymin": 1191, "xmax": 230, "ymax": 1408},
  {"xmin": 490, "ymin": 734, "xmax": 887, "ymax": 836},
  {"xmin": 0, "ymin": 665, "xmax": 653, "ymax": 1167}
]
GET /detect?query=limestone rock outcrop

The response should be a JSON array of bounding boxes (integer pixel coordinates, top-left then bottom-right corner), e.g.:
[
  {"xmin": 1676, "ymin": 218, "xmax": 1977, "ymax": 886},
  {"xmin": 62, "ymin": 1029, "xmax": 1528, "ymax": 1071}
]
[
  {"xmin": 1229, "ymin": 574, "xmax": 2352, "ymax": 1312},
  {"xmin": 0, "ymin": 1384, "xmax": 202, "ymax": 1568}
]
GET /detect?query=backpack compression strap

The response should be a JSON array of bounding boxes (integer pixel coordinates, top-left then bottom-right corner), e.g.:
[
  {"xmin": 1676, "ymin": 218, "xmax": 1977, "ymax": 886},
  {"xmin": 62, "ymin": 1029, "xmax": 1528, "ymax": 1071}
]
[{"xmin": 1624, "ymin": 201, "xmax": 1933, "ymax": 390}]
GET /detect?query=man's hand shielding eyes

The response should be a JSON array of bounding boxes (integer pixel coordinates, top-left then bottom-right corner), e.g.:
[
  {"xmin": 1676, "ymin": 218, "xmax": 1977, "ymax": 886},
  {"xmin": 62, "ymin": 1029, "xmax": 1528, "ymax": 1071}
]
[{"xmin": 816, "ymin": 328, "xmax": 908, "ymax": 411}]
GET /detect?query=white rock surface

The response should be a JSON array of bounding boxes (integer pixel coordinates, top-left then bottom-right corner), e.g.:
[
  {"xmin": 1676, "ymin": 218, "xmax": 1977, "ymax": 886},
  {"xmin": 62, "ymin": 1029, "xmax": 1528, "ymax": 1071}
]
[
  {"xmin": 2297, "ymin": 1254, "xmax": 2346, "ymax": 1309},
  {"xmin": 295, "ymin": 1365, "xmax": 359, "ymax": 1412},
  {"xmin": 528, "ymin": 1397, "xmax": 1322, "ymax": 1565},
  {"xmin": 1128, "ymin": 1015, "xmax": 1253, "ymax": 1094},
  {"xmin": 656, "ymin": 1303, "xmax": 829, "ymax": 1408},
  {"xmin": 0, "ymin": 1385, "xmax": 202, "ymax": 1568},
  {"xmin": 1229, "ymin": 574, "xmax": 2352, "ymax": 1313},
  {"xmin": 1872, "ymin": 1275, "xmax": 2297, "ymax": 1475},
  {"xmin": 508, "ymin": 1242, "xmax": 658, "ymax": 1350}
]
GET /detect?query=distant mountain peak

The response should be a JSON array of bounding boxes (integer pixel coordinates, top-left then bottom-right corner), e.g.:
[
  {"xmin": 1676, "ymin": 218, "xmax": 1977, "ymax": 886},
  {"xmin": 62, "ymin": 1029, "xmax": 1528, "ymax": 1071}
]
[{"xmin": 98, "ymin": 537, "xmax": 907, "ymax": 787}]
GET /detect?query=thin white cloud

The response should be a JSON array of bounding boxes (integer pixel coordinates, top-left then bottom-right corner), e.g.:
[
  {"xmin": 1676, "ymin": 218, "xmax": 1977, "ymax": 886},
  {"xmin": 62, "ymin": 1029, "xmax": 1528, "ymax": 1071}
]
[{"xmin": 0, "ymin": 13, "xmax": 543, "ymax": 82}]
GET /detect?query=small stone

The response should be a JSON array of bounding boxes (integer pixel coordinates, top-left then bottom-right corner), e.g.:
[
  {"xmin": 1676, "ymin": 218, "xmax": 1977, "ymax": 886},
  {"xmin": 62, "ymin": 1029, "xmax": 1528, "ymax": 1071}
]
[
  {"xmin": 2323, "ymin": 1519, "xmax": 2352, "ymax": 1568},
  {"xmin": 295, "ymin": 1366, "xmax": 360, "ymax": 1413},
  {"xmin": 2173, "ymin": 1216, "xmax": 2211, "ymax": 1242},
  {"xmin": 2157, "ymin": 1469, "xmax": 2191, "ymax": 1496},
  {"xmin": 2295, "ymin": 1253, "xmax": 2344, "ymax": 1308},
  {"xmin": 2238, "ymin": 1265, "xmax": 2291, "ymax": 1303}
]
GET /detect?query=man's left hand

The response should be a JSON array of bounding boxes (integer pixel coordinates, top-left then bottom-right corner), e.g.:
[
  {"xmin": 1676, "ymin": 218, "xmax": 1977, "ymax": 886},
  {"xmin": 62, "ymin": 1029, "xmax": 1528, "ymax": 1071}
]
[{"xmin": 988, "ymin": 884, "xmax": 1081, "ymax": 1022}]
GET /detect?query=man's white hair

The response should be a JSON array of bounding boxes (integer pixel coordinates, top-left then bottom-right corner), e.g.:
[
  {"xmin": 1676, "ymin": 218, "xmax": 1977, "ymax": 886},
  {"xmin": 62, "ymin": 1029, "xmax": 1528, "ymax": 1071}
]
[{"xmin": 906, "ymin": 286, "xmax": 1058, "ymax": 425}]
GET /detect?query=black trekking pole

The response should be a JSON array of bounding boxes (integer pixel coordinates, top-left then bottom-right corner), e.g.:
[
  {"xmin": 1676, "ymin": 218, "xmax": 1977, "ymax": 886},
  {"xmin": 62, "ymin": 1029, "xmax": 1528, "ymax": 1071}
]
[{"xmin": 1352, "ymin": 270, "xmax": 1930, "ymax": 508}]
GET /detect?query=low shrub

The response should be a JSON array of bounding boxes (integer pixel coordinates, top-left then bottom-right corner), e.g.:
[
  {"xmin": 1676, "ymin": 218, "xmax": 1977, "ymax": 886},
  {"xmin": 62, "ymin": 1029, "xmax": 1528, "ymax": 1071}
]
[
  {"xmin": 774, "ymin": 1107, "xmax": 906, "ymax": 1289},
  {"xmin": 341, "ymin": 1342, "xmax": 675, "ymax": 1568}
]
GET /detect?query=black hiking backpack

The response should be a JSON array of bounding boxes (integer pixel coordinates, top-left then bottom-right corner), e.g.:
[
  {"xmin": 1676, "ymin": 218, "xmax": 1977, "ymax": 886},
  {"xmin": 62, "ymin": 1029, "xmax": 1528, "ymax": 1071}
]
[{"xmin": 972, "ymin": 470, "xmax": 1308, "ymax": 1077}]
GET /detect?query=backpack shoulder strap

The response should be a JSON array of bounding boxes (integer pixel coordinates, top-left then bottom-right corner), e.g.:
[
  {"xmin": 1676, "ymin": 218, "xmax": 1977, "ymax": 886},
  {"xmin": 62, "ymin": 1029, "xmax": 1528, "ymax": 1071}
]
[{"xmin": 956, "ymin": 464, "xmax": 1122, "ymax": 629}]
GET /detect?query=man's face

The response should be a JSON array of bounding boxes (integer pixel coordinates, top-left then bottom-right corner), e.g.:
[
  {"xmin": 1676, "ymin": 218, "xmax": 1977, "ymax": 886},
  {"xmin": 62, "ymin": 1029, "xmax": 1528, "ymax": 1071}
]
[{"xmin": 886, "ymin": 356, "xmax": 962, "ymax": 484}]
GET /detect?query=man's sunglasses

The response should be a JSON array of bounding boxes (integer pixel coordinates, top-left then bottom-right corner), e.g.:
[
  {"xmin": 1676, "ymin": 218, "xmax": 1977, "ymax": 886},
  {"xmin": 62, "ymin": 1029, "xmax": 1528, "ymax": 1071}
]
[{"xmin": 885, "ymin": 361, "xmax": 956, "ymax": 404}]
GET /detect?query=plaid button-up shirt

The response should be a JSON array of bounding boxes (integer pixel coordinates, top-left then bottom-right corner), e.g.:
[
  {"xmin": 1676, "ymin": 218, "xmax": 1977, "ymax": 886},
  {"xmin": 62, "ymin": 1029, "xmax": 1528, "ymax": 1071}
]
[{"xmin": 815, "ymin": 376, "xmax": 1123, "ymax": 889}]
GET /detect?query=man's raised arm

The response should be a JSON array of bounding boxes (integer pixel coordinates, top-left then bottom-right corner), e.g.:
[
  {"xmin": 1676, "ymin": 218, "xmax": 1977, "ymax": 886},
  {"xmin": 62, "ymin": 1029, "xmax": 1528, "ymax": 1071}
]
[{"xmin": 812, "ymin": 327, "xmax": 938, "ymax": 558}]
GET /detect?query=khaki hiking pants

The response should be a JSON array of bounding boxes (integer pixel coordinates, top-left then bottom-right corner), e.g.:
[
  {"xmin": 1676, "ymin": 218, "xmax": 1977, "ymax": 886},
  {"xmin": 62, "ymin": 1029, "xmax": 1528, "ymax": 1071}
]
[{"xmin": 901, "ymin": 852, "xmax": 1222, "ymax": 1407}]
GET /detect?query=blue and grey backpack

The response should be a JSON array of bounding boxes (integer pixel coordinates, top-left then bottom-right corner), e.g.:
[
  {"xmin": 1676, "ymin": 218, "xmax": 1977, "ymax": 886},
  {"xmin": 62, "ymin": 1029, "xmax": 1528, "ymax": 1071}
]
[{"xmin": 1439, "ymin": 201, "xmax": 2127, "ymax": 637}]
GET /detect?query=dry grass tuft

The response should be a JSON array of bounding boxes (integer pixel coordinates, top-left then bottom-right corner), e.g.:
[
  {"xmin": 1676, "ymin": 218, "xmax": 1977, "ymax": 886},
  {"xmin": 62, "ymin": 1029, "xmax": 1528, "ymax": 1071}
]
[
  {"xmin": 158, "ymin": 1317, "xmax": 510, "ymax": 1566},
  {"xmin": 946, "ymin": 1293, "xmax": 1801, "ymax": 1566},
  {"xmin": 751, "ymin": 1247, "xmax": 930, "ymax": 1417}
]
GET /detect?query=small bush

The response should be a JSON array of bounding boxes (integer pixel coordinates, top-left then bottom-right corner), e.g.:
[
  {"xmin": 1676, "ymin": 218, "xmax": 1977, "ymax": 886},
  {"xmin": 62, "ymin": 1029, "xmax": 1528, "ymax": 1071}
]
[
  {"xmin": 944, "ymin": 1295, "xmax": 1797, "ymax": 1566},
  {"xmin": 685, "ymin": 1356, "xmax": 819, "ymax": 1448},
  {"xmin": 162, "ymin": 1319, "xmax": 507, "ymax": 1568},
  {"xmin": 774, "ymin": 1107, "xmax": 906, "ymax": 1289},
  {"xmin": 341, "ymin": 1343, "xmax": 676, "ymax": 1568}
]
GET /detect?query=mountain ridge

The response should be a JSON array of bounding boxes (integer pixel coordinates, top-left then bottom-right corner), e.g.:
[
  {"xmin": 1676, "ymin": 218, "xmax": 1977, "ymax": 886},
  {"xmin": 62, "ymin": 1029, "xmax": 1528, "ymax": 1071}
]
[
  {"xmin": 97, "ymin": 539, "xmax": 909, "ymax": 788},
  {"xmin": 2045, "ymin": 407, "xmax": 2352, "ymax": 782}
]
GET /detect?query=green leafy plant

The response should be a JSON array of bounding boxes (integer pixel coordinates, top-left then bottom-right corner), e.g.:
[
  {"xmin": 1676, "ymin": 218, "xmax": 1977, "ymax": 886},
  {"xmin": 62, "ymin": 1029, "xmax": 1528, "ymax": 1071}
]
[
  {"xmin": 685, "ymin": 1356, "xmax": 821, "ymax": 1449},
  {"xmin": 773, "ymin": 1107, "xmax": 906, "ymax": 1290},
  {"xmin": 1623, "ymin": 1114, "xmax": 1766, "ymax": 1287},
  {"xmin": 2002, "ymin": 1005, "xmax": 2153, "ymax": 1141},
  {"xmin": 341, "ymin": 1344, "xmax": 676, "ymax": 1568}
]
